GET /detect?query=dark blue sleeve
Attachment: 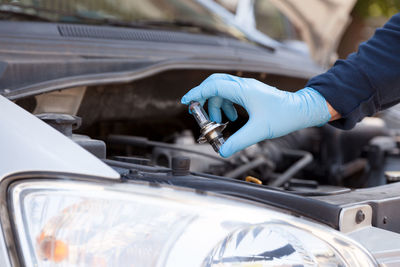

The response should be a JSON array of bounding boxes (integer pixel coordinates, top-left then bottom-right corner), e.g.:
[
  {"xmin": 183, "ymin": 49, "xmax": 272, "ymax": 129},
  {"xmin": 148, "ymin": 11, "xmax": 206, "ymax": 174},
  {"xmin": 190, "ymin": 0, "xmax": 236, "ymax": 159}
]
[{"xmin": 306, "ymin": 13, "xmax": 400, "ymax": 130}]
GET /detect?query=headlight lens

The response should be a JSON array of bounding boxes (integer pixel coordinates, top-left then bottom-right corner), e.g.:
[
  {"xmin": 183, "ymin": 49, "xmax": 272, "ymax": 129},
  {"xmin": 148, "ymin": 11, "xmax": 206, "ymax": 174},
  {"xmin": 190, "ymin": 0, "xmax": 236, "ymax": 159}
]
[
  {"xmin": 205, "ymin": 224, "xmax": 343, "ymax": 266},
  {"xmin": 9, "ymin": 180, "xmax": 376, "ymax": 267}
]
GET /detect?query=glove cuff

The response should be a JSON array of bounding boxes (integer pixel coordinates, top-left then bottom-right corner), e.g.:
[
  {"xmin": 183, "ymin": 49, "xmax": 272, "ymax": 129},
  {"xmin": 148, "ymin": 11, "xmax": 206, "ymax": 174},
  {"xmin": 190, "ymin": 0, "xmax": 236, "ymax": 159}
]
[{"xmin": 296, "ymin": 87, "xmax": 331, "ymax": 127}]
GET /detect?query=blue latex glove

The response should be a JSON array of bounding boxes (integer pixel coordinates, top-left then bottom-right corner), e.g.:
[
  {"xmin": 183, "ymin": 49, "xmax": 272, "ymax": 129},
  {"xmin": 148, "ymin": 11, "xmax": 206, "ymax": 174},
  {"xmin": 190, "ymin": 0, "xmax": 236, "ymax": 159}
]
[{"xmin": 181, "ymin": 74, "xmax": 331, "ymax": 158}]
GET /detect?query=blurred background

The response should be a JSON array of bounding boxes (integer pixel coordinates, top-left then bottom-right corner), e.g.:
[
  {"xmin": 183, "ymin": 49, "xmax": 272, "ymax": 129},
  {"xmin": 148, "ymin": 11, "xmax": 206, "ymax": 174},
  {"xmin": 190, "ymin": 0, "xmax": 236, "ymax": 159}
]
[
  {"xmin": 214, "ymin": 0, "xmax": 400, "ymax": 62},
  {"xmin": 339, "ymin": 0, "xmax": 400, "ymax": 58}
]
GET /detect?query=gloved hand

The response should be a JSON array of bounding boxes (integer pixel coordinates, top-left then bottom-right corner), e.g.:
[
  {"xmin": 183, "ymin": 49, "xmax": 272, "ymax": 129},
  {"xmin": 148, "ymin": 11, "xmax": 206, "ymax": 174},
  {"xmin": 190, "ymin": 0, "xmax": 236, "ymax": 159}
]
[{"xmin": 181, "ymin": 74, "xmax": 331, "ymax": 158}]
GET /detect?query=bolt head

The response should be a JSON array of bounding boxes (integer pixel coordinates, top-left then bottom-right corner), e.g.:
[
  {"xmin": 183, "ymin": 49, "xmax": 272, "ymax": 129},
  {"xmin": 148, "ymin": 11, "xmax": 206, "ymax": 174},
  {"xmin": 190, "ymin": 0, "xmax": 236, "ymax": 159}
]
[{"xmin": 355, "ymin": 210, "xmax": 365, "ymax": 224}]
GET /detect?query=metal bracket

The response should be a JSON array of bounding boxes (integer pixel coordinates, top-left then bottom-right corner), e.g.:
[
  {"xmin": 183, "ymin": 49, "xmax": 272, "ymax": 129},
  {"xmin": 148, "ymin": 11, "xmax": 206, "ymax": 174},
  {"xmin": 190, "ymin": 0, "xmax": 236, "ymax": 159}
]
[{"xmin": 339, "ymin": 204, "xmax": 372, "ymax": 233}]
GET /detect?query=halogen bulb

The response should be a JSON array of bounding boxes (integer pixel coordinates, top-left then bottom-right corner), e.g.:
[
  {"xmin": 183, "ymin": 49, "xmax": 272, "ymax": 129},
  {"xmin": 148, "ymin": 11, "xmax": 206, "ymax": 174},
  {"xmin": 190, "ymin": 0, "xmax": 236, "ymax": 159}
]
[{"xmin": 189, "ymin": 101, "xmax": 227, "ymax": 154}]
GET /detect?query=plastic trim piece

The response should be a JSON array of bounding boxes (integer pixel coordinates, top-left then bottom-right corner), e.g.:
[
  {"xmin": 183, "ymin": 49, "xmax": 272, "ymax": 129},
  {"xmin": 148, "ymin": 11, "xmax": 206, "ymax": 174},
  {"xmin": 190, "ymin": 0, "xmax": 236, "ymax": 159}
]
[{"xmin": 339, "ymin": 204, "xmax": 372, "ymax": 233}]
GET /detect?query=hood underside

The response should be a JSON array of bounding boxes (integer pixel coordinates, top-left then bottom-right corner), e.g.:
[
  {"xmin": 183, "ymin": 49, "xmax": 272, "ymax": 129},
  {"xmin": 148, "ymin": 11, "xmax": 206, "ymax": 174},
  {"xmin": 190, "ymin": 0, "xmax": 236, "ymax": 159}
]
[{"xmin": 0, "ymin": 21, "xmax": 322, "ymax": 99}]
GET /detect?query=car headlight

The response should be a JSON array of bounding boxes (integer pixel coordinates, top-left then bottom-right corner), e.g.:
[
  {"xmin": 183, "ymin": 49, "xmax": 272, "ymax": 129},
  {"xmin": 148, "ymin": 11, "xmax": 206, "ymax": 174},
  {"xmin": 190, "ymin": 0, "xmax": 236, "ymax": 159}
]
[{"xmin": 8, "ymin": 179, "xmax": 376, "ymax": 266}]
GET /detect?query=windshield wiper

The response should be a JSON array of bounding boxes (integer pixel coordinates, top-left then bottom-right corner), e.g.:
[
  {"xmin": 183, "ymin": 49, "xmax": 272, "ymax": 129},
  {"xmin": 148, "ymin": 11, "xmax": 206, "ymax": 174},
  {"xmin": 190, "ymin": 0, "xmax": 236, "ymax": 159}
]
[
  {"xmin": 136, "ymin": 19, "xmax": 275, "ymax": 51},
  {"xmin": 75, "ymin": 17, "xmax": 239, "ymax": 39},
  {"xmin": 130, "ymin": 19, "xmax": 235, "ymax": 37}
]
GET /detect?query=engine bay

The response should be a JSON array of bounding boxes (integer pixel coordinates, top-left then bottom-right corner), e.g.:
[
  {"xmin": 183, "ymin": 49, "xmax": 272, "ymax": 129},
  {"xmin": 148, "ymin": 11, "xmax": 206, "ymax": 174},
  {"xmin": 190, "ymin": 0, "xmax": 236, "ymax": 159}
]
[{"xmin": 16, "ymin": 70, "xmax": 400, "ymax": 190}]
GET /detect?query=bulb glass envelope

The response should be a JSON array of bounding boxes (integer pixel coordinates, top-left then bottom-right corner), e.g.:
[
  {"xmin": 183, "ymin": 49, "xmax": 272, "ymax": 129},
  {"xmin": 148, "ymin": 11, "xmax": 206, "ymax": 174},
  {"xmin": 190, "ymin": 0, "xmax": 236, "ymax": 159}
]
[{"xmin": 8, "ymin": 179, "xmax": 376, "ymax": 266}]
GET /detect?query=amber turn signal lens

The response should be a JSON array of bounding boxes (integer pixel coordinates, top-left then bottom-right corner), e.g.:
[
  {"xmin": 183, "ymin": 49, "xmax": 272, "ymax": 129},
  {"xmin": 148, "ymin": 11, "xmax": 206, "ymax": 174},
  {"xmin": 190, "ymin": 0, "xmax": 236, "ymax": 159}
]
[{"xmin": 38, "ymin": 236, "xmax": 69, "ymax": 263}]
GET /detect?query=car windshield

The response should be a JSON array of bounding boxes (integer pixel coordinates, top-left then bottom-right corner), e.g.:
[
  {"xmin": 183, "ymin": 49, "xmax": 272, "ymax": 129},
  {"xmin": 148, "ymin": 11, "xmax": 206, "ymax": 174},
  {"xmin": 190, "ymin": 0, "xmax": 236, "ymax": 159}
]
[
  {"xmin": 214, "ymin": 0, "xmax": 300, "ymax": 41},
  {"xmin": 253, "ymin": 0, "xmax": 300, "ymax": 41},
  {"xmin": 0, "ymin": 0, "xmax": 245, "ymax": 38}
]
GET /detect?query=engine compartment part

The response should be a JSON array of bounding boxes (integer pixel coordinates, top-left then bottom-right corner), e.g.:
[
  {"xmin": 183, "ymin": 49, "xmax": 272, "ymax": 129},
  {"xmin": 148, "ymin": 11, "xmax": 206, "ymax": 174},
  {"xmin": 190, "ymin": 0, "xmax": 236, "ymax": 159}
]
[
  {"xmin": 36, "ymin": 113, "xmax": 106, "ymax": 159},
  {"xmin": 270, "ymin": 149, "xmax": 313, "ymax": 187},
  {"xmin": 36, "ymin": 113, "xmax": 82, "ymax": 137},
  {"xmin": 107, "ymin": 131, "xmax": 318, "ymax": 186},
  {"xmin": 33, "ymin": 86, "xmax": 86, "ymax": 115}
]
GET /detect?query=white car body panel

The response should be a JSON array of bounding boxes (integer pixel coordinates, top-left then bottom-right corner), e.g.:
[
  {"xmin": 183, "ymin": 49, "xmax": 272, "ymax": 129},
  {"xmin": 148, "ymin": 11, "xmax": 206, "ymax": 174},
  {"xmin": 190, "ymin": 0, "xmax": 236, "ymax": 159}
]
[{"xmin": 0, "ymin": 96, "xmax": 119, "ymax": 180}]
